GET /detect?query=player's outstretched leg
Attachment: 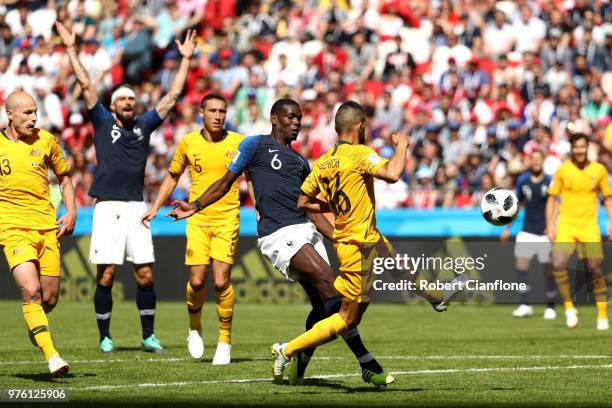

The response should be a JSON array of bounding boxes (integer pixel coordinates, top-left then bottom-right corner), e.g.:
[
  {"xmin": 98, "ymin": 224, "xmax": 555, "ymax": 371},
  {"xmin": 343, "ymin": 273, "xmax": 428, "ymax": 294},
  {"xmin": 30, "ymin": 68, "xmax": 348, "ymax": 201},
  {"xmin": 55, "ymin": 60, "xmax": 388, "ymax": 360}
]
[
  {"xmin": 321, "ymin": 295, "xmax": 393, "ymax": 387},
  {"xmin": 385, "ymin": 241, "xmax": 466, "ymax": 312},
  {"xmin": 287, "ymin": 249, "xmax": 391, "ymax": 386},
  {"xmin": 95, "ymin": 265, "xmax": 115, "ymax": 352},
  {"xmin": 135, "ymin": 264, "xmax": 164, "ymax": 352},
  {"xmin": 428, "ymin": 273, "xmax": 469, "ymax": 312},
  {"xmin": 288, "ymin": 280, "xmax": 325, "ymax": 385},
  {"xmin": 275, "ymin": 295, "xmax": 375, "ymax": 385}
]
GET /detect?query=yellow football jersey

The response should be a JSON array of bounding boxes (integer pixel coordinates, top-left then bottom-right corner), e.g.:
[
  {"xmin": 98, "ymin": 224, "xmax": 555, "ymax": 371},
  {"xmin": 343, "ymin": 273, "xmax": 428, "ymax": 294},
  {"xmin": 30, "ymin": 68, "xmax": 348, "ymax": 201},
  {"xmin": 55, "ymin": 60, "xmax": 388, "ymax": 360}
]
[
  {"xmin": 0, "ymin": 128, "xmax": 70, "ymax": 231},
  {"xmin": 549, "ymin": 160, "xmax": 612, "ymax": 227},
  {"xmin": 169, "ymin": 130, "xmax": 244, "ymax": 226},
  {"xmin": 302, "ymin": 141, "xmax": 388, "ymax": 243}
]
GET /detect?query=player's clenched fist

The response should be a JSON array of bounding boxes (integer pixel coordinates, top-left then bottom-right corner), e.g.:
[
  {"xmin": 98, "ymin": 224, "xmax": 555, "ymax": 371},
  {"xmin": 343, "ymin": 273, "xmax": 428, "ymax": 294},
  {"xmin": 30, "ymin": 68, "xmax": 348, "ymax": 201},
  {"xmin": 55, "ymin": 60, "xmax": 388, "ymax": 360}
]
[{"xmin": 391, "ymin": 133, "xmax": 409, "ymax": 148}]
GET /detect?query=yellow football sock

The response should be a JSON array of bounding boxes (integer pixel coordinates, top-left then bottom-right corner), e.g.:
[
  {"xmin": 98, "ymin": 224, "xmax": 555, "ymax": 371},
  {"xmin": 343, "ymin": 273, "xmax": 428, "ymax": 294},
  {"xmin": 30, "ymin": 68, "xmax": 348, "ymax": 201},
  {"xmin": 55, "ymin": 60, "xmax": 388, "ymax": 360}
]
[
  {"xmin": 553, "ymin": 269, "xmax": 574, "ymax": 309},
  {"xmin": 23, "ymin": 303, "xmax": 58, "ymax": 361},
  {"xmin": 216, "ymin": 285, "xmax": 234, "ymax": 344},
  {"xmin": 284, "ymin": 313, "xmax": 348, "ymax": 358},
  {"xmin": 588, "ymin": 267, "xmax": 608, "ymax": 320},
  {"xmin": 596, "ymin": 302, "xmax": 607, "ymax": 320},
  {"xmin": 186, "ymin": 281, "xmax": 205, "ymax": 331},
  {"xmin": 563, "ymin": 301, "xmax": 575, "ymax": 310}
]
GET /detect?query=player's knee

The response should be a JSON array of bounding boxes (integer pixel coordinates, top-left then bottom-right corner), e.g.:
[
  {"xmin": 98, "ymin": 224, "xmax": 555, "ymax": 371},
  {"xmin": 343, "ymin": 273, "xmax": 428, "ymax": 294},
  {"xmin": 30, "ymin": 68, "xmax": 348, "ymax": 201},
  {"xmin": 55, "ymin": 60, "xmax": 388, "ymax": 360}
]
[
  {"xmin": 98, "ymin": 274, "xmax": 114, "ymax": 286},
  {"xmin": 134, "ymin": 266, "xmax": 154, "ymax": 286},
  {"xmin": 97, "ymin": 266, "xmax": 116, "ymax": 286},
  {"xmin": 136, "ymin": 273, "xmax": 153, "ymax": 286},
  {"xmin": 22, "ymin": 284, "xmax": 42, "ymax": 304},
  {"xmin": 338, "ymin": 310, "xmax": 357, "ymax": 328},
  {"xmin": 587, "ymin": 259, "xmax": 602, "ymax": 271},
  {"xmin": 213, "ymin": 277, "xmax": 229, "ymax": 292},
  {"xmin": 189, "ymin": 276, "xmax": 205, "ymax": 291},
  {"xmin": 551, "ymin": 262, "xmax": 566, "ymax": 273}
]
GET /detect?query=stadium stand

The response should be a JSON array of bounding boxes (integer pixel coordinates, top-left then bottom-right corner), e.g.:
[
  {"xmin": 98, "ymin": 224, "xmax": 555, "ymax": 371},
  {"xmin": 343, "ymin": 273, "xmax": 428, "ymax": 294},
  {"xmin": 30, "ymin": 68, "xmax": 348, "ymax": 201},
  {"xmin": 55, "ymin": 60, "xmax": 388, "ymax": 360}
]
[{"xmin": 0, "ymin": 0, "xmax": 610, "ymax": 209}]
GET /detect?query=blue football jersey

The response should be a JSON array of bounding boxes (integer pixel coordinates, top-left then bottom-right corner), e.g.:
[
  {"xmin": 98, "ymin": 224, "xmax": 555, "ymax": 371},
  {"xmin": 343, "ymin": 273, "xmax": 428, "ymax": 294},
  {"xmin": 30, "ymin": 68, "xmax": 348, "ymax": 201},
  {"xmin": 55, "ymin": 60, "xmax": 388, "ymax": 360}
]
[
  {"xmin": 516, "ymin": 171, "xmax": 551, "ymax": 235},
  {"xmin": 228, "ymin": 135, "xmax": 310, "ymax": 237},
  {"xmin": 88, "ymin": 103, "xmax": 163, "ymax": 201}
]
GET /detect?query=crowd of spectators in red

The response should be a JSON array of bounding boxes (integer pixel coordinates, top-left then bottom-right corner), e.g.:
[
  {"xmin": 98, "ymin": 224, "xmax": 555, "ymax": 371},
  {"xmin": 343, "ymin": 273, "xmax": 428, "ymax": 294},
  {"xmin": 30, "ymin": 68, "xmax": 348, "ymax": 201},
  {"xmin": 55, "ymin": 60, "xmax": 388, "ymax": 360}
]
[{"xmin": 0, "ymin": 0, "xmax": 610, "ymax": 209}]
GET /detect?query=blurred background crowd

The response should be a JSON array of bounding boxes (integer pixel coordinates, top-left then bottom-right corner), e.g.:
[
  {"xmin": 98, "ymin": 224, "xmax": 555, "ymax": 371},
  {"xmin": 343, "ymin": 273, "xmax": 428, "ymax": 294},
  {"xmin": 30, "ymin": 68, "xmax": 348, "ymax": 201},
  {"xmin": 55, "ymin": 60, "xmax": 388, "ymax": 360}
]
[{"xmin": 0, "ymin": 0, "xmax": 610, "ymax": 209}]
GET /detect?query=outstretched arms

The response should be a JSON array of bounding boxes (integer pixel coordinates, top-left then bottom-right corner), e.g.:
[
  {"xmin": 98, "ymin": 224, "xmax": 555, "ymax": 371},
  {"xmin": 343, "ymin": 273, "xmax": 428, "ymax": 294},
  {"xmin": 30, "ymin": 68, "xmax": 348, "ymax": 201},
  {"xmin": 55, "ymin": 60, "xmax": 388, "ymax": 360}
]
[
  {"xmin": 168, "ymin": 170, "xmax": 240, "ymax": 220},
  {"xmin": 155, "ymin": 30, "xmax": 198, "ymax": 119},
  {"xmin": 56, "ymin": 22, "xmax": 99, "ymax": 110}
]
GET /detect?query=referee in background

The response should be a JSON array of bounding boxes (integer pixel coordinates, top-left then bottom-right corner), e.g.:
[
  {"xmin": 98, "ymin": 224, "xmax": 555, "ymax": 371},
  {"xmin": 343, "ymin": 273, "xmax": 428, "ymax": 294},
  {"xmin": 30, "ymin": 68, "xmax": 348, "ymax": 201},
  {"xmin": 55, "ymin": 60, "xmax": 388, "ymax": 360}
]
[{"xmin": 57, "ymin": 22, "xmax": 197, "ymax": 352}]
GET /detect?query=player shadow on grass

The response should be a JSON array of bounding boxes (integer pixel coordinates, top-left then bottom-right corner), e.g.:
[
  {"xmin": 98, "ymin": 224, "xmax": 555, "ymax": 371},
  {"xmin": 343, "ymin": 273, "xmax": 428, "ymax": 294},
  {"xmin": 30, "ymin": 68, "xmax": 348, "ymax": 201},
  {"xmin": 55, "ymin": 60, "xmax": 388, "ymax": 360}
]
[
  {"xmin": 12, "ymin": 372, "xmax": 78, "ymax": 382},
  {"xmin": 113, "ymin": 346, "xmax": 146, "ymax": 352},
  {"xmin": 296, "ymin": 378, "xmax": 425, "ymax": 393},
  {"xmin": 199, "ymin": 357, "xmax": 264, "ymax": 363}
]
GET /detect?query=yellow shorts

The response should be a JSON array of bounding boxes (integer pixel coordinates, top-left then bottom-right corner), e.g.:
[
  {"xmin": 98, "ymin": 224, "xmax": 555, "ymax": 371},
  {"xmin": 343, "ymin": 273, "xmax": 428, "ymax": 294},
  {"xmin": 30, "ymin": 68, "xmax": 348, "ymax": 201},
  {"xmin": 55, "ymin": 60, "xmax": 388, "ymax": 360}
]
[
  {"xmin": 0, "ymin": 228, "xmax": 60, "ymax": 276},
  {"xmin": 554, "ymin": 223, "xmax": 603, "ymax": 259},
  {"xmin": 185, "ymin": 223, "xmax": 239, "ymax": 266},
  {"xmin": 334, "ymin": 236, "xmax": 394, "ymax": 303}
]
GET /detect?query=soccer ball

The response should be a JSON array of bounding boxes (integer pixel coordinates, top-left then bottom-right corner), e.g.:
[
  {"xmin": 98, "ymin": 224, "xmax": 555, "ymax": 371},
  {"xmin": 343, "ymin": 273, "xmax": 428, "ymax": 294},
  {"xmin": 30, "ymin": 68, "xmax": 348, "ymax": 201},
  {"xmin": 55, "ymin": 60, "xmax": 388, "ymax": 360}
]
[{"xmin": 480, "ymin": 188, "xmax": 519, "ymax": 226}]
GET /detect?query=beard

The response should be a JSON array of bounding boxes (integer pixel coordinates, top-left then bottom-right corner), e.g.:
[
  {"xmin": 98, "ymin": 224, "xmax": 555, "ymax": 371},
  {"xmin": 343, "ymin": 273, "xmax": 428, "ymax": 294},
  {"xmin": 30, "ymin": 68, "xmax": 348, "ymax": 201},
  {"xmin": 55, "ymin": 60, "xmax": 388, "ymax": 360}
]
[{"xmin": 116, "ymin": 111, "xmax": 135, "ymax": 128}]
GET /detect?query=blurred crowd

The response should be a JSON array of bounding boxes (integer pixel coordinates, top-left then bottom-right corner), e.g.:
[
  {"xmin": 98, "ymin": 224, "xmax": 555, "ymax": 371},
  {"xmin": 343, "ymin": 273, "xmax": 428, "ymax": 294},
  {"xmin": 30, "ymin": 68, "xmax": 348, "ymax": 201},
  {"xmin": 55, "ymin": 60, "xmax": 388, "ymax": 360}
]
[{"xmin": 0, "ymin": 0, "xmax": 611, "ymax": 209}]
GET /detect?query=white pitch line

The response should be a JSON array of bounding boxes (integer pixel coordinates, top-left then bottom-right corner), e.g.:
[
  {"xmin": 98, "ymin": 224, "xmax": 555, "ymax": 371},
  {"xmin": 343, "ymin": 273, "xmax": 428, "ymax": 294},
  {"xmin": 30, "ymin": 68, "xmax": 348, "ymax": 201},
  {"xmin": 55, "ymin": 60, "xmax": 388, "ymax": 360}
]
[
  {"xmin": 375, "ymin": 355, "xmax": 612, "ymax": 360},
  {"xmin": 76, "ymin": 363, "xmax": 612, "ymax": 391},
  {"xmin": 1, "ymin": 355, "xmax": 611, "ymax": 366},
  {"xmin": 0, "ymin": 357, "xmax": 190, "ymax": 366}
]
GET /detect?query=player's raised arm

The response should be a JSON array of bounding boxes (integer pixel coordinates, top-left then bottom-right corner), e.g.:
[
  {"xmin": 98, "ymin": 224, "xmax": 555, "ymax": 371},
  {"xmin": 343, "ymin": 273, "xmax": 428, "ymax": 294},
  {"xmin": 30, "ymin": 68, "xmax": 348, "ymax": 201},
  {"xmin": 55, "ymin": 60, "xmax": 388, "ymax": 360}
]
[
  {"xmin": 56, "ymin": 22, "xmax": 98, "ymax": 110},
  {"xmin": 55, "ymin": 172, "xmax": 76, "ymax": 239},
  {"xmin": 155, "ymin": 30, "xmax": 197, "ymax": 119},
  {"xmin": 375, "ymin": 133, "xmax": 409, "ymax": 183},
  {"xmin": 168, "ymin": 170, "xmax": 240, "ymax": 220}
]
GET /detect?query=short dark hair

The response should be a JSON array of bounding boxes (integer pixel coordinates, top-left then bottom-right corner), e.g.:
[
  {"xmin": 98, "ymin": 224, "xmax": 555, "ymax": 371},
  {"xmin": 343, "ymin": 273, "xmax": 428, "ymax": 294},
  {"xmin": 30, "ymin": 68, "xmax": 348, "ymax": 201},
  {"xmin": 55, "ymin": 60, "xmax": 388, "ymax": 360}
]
[
  {"xmin": 270, "ymin": 98, "xmax": 299, "ymax": 116},
  {"xmin": 335, "ymin": 101, "xmax": 365, "ymax": 134},
  {"xmin": 569, "ymin": 132, "xmax": 589, "ymax": 146},
  {"xmin": 200, "ymin": 93, "xmax": 226, "ymax": 109}
]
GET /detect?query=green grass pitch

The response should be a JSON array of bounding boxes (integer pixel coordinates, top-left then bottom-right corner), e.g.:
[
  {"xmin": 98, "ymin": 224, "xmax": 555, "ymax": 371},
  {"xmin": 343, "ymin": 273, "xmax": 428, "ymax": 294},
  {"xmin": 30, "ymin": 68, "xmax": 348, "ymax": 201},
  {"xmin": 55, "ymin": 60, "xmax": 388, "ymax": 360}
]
[{"xmin": 0, "ymin": 301, "xmax": 611, "ymax": 407}]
